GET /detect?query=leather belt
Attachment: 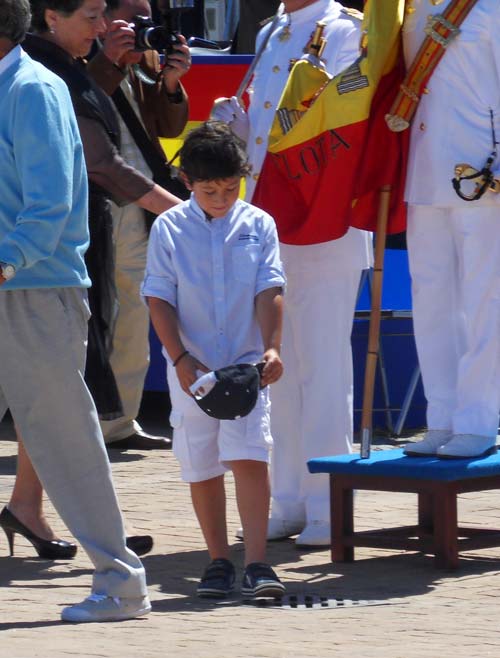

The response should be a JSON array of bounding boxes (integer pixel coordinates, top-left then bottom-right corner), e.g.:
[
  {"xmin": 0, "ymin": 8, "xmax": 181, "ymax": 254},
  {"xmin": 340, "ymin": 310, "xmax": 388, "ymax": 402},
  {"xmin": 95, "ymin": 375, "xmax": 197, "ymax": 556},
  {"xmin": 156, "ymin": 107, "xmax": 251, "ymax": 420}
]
[{"xmin": 385, "ymin": 0, "xmax": 479, "ymax": 132}]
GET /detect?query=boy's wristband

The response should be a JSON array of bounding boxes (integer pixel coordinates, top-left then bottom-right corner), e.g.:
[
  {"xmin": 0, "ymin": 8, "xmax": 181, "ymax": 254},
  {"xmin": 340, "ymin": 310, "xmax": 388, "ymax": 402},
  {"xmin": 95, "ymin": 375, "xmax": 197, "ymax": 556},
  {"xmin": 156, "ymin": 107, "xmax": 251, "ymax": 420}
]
[{"xmin": 173, "ymin": 349, "xmax": 189, "ymax": 367}]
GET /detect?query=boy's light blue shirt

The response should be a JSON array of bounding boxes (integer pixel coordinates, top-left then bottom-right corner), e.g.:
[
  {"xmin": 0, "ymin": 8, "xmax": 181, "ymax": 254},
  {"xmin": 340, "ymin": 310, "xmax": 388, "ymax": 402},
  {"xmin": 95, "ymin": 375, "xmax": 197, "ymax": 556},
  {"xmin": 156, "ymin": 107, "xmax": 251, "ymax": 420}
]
[
  {"xmin": 142, "ymin": 195, "xmax": 285, "ymax": 371},
  {"xmin": 0, "ymin": 47, "xmax": 90, "ymax": 290}
]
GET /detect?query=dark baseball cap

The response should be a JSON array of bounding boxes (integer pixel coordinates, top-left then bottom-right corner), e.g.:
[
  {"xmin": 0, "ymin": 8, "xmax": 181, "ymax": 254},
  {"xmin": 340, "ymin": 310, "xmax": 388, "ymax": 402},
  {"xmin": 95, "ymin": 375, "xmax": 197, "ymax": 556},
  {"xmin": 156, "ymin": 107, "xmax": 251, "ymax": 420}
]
[{"xmin": 189, "ymin": 363, "xmax": 264, "ymax": 420}]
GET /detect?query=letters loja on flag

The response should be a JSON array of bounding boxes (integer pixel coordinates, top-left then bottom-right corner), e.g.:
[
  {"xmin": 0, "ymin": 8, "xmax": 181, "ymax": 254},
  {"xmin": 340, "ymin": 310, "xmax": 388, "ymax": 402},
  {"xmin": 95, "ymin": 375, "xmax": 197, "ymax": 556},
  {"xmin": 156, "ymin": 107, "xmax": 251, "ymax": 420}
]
[{"xmin": 252, "ymin": 0, "xmax": 408, "ymax": 246}]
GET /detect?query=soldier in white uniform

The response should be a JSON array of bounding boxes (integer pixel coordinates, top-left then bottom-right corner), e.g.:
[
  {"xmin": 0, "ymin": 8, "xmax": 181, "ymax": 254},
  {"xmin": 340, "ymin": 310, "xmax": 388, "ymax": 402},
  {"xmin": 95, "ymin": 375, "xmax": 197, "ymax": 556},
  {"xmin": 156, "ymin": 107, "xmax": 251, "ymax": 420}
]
[
  {"xmin": 213, "ymin": 0, "xmax": 372, "ymax": 546},
  {"xmin": 402, "ymin": 0, "xmax": 500, "ymax": 459}
]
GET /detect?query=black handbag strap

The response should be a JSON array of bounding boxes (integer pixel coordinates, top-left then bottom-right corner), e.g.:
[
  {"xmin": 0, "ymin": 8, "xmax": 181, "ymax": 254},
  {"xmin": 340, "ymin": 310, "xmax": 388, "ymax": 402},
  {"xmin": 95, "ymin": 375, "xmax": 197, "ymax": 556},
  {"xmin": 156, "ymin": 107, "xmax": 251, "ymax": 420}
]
[{"xmin": 112, "ymin": 85, "xmax": 169, "ymax": 178}]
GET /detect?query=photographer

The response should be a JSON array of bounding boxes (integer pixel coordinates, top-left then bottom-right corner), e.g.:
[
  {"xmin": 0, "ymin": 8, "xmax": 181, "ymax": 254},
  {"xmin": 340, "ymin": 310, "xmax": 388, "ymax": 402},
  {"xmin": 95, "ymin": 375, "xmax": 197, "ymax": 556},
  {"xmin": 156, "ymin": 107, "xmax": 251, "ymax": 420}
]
[{"xmin": 87, "ymin": 0, "xmax": 191, "ymax": 451}]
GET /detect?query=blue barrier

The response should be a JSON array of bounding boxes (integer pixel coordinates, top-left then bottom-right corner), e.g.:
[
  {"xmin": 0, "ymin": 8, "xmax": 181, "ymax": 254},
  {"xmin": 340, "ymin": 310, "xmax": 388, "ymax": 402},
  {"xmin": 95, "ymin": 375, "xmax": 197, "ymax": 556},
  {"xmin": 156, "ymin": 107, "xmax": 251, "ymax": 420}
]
[{"xmin": 145, "ymin": 249, "xmax": 427, "ymax": 431}]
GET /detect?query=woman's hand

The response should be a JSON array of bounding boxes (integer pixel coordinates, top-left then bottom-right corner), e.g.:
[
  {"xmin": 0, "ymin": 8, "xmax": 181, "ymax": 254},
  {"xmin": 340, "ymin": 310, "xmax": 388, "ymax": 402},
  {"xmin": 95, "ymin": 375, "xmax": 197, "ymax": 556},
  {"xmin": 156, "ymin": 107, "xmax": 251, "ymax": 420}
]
[{"xmin": 102, "ymin": 20, "xmax": 137, "ymax": 67}]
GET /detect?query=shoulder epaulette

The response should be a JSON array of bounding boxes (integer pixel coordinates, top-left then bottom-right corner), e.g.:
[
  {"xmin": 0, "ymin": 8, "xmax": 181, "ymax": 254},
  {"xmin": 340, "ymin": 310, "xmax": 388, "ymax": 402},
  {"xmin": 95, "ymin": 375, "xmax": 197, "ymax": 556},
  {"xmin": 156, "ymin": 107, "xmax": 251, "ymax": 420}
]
[{"xmin": 340, "ymin": 7, "xmax": 364, "ymax": 22}]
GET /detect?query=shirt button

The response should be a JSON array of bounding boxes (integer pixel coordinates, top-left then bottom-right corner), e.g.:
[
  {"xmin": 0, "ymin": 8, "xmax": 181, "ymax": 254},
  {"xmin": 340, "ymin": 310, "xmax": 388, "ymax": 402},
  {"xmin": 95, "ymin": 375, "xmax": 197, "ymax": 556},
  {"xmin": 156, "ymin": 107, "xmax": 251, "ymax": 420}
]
[
  {"xmin": 256, "ymin": 136, "xmax": 263, "ymax": 144},
  {"xmin": 272, "ymin": 65, "xmax": 280, "ymax": 73},
  {"xmin": 264, "ymin": 101, "xmax": 272, "ymax": 109},
  {"xmin": 419, "ymin": 122, "xmax": 426, "ymax": 131}
]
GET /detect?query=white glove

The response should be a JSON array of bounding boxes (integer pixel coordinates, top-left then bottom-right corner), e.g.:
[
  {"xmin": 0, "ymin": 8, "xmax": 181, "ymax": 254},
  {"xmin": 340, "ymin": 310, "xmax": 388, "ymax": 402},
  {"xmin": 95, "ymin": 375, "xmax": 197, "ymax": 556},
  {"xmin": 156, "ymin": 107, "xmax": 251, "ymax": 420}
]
[{"xmin": 210, "ymin": 96, "xmax": 250, "ymax": 143}]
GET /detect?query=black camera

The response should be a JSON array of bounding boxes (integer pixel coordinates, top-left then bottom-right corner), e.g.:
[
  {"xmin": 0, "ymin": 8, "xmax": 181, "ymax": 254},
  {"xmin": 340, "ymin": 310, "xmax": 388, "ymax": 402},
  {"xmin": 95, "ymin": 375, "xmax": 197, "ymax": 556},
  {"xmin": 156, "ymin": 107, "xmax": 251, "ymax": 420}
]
[{"xmin": 132, "ymin": 15, "xmax": 180, "ymax": 53}]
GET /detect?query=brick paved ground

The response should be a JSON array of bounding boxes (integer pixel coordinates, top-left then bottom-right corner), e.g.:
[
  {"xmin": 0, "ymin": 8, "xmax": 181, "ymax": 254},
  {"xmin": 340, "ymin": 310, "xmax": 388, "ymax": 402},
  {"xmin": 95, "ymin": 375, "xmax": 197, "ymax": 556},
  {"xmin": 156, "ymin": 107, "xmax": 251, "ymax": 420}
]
[{"xmin": 1, "ymin": 414, "xmax": 500, "ymax": 658}]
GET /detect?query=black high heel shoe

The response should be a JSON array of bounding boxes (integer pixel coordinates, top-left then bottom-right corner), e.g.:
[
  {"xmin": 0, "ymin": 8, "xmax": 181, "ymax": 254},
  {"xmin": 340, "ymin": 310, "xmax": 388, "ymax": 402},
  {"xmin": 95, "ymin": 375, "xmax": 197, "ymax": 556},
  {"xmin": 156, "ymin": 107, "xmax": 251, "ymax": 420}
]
[
  {"xmin": 126, "ymin": 535, "xmax": 153, "ymax": 556},
  {"xmin": 0, "ymin": 507, "xmax": 77, "ymax": 559}
]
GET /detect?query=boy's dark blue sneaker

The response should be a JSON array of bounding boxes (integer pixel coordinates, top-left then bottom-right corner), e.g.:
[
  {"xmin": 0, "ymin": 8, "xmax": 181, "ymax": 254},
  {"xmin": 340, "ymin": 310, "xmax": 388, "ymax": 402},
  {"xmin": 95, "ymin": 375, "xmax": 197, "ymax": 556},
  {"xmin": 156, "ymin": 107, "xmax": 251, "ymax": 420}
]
[
  {"xmin": 241, "ymin": 562, "xmax": 286, "ymax": 599},
  {"xmin": 197, "ymin": 558, "xmax": 235, "ymax": 598}
]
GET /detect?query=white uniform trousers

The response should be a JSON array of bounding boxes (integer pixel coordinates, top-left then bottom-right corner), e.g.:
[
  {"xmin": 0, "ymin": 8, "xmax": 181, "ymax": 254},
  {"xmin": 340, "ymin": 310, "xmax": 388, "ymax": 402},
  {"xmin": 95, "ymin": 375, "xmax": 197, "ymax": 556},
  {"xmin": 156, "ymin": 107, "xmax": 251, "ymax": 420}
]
[
  {"xmin": 101, "ymin": 202, "xmax": 151, "ymax": 442},
  {"xmin": 270, "ymin": 250, "xmax": 362, "ymax": 524},
  {"xmin": 407, "ymin": 205, "xmax": 500, "ymax": 439},
  {"xmin": 0, "ymin": 288, "xmax": 147, "ymax": 598}
]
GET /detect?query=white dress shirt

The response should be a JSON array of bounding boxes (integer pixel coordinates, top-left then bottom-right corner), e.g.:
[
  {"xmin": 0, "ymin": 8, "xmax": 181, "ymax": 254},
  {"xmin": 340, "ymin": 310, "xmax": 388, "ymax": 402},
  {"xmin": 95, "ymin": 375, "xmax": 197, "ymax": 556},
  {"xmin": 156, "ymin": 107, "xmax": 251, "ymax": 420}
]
[
  {"xmin": 404, "ymin": 0, "xmax": 500, "ymax": 207},
  {"xmin": 247, "ymin": 0, "xmax": 372, "ymax": 269},
  {"xmin": 141, "ymin": 196, "xmax": 285, "ymax": 370},
  {"xmin": 246, "ymin": 0, "xmax": 360, "ymax": 201}
]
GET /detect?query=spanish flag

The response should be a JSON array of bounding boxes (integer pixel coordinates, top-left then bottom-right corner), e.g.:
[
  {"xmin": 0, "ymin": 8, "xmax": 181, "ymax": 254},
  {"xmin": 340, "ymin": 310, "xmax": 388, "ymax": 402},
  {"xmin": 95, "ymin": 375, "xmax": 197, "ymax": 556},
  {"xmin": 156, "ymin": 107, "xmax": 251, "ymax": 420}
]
[{"xmin": 252, "ymin": 0, "xmax": 408, "ymax": 245}]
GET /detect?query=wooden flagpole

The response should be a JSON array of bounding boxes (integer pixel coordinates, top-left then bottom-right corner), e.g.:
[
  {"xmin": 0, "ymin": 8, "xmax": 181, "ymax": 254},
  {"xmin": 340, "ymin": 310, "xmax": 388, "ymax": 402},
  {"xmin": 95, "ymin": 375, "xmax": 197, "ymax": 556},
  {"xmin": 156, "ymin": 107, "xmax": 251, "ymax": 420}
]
[{"xmin": 360, "ymin": 185, "xmax": 392, "ymax": 459}]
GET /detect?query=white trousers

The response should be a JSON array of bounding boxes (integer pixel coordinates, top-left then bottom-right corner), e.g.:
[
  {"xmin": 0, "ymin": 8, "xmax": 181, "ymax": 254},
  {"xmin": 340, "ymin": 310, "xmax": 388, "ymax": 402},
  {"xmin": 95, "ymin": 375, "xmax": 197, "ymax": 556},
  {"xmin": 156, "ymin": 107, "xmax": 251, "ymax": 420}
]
[
  {"xmin": 168, "ymin": 369, "xmax": 272, "ymax": 482},
  {"xmin": 0, "ymin": 288, "xmax": 147, "ymax": 598},
  {"xmin": 101, "ymin": 203, "xmax": 151, "ymax": 442},
  {"xmin": 407, "ymin": 205, "xmax": 500, "ymax": 438},
  {"xmin": 270, "ymin": 251, "xmax": 362, "ymax": 523}
]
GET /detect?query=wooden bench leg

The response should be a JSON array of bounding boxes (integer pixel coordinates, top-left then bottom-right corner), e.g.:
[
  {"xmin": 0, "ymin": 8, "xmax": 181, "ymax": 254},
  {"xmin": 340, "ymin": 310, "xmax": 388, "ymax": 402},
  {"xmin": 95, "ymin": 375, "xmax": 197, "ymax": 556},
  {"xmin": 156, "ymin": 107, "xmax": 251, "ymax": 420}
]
[
  {"xmin": 418, "ymin": 491, "xmax": 433, "ymax": 537},
  {"xmin": 433, "ymin": 484, "xmax": 458, "ymax": 569},
  {"xmin": 330, "ymin": 475, "xmax": 354, "ymax": 562}
]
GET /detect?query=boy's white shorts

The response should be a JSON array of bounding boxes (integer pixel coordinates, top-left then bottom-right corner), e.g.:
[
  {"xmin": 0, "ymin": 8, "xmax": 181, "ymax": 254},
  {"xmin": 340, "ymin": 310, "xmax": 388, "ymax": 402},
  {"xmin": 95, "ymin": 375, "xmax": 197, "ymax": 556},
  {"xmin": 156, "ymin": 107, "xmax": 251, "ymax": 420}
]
[{"xmin": 167, "ymin": 370, "xmax": 273, "ymax": 483}]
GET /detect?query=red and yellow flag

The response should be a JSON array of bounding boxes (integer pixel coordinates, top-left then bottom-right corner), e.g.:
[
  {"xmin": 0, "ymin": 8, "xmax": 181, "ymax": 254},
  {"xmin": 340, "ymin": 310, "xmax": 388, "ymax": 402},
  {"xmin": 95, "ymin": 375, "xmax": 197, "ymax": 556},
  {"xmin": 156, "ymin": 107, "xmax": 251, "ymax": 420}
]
[{"xmin": 252, "ymin": 0, "xmax": 408, "ymax": 245}]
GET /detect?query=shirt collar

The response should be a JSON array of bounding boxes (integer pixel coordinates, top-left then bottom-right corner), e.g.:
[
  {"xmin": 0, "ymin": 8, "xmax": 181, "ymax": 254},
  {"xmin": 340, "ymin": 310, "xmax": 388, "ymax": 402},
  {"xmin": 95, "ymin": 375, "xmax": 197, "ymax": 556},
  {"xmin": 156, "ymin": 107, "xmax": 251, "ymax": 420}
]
[
  {"xmin": 189, "ymin": 194, "xmax": 208, "ymax": 223},
  {"xmin": 285, "ymin": 1, "xmax": 339, "ymax": 27},
  {"xmin": 189, "ymin": 194, "xmax": 241, "ymax": 225},
  {"xmin": 0, "ymin": 44, "xmax": 21, "ymax": 78}
]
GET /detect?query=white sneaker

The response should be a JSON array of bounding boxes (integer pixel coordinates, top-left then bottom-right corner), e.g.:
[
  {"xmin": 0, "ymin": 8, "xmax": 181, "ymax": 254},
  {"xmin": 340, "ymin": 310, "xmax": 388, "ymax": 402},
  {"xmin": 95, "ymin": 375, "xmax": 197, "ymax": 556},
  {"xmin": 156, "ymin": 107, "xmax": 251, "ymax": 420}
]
[
  {"xmin": 403, "ymin": 430, "xmax": 452, "ymax": 457},
  {"xmin": 235, "ymin": 518, "xmax": 304, "ymax": 541},
  {"xmin": 61, "ymin": 593, "xmax": 151, "ymax": 623},
  {"xmin": 436, "ymin": 434, "xmax": 497, "ymax": 459},
  {"xmin": 295, "ymin": 521, "xmax": 330, "ymax": 547},
  {"xmin": 267, "ymin": 518, "xmax": 305, "ymax": 540}
]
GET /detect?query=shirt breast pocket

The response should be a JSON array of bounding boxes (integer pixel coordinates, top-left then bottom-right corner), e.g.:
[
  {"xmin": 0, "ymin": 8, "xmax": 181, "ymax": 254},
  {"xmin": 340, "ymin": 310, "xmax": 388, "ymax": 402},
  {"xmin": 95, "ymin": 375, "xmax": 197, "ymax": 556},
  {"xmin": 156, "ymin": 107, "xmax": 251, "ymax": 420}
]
[{"xmin": 232, "ymin": 244, "xmax": 260, "ymax": 284}]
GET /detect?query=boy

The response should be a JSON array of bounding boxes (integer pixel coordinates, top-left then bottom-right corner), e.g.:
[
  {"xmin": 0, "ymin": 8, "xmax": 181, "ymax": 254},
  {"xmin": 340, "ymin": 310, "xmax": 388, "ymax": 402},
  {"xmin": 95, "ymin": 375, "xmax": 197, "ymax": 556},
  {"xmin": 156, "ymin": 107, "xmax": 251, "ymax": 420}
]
[{"xmin": 141, "ymin": 121, "xmax": 286, "ymax": 599}]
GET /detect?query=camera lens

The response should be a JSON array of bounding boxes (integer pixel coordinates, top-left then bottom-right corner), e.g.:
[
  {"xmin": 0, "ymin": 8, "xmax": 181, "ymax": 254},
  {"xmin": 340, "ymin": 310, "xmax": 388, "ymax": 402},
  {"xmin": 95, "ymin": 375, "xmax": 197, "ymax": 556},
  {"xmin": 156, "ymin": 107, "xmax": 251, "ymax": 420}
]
[
  {"xmin": 132, "ymin": 15, "xmax": 179, "ymax": 53},
  {"xmin": 142, "ymin": 26, "xmax": 177, "ymax": 52}
]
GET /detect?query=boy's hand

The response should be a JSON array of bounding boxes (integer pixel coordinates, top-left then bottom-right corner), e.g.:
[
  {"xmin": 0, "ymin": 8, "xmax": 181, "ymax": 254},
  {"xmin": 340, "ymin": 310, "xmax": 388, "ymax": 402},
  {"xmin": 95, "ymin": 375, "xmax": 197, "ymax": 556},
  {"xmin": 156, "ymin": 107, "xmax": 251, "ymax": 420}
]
[
  {"xmin": 259, "ymin": 348, "xmax": 283, "ymax": 387},
  {"xmin": 175, "ymin": 353, "xmax": 209, "ymax": 396}
]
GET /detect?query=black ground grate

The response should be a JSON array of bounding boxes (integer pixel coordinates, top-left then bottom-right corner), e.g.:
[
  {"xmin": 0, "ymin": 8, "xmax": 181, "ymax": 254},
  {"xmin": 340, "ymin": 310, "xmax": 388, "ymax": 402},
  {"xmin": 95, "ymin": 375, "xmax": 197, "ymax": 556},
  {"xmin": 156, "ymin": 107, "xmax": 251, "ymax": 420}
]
[{"xmin": 243, "ymin": 594, "xmax": 391, "ymax": 610}]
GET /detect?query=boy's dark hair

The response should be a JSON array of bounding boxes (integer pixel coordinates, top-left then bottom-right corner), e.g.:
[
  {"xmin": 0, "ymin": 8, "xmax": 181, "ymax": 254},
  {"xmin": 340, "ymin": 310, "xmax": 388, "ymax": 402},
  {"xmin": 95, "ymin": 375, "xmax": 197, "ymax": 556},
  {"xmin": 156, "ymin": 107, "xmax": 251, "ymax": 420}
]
[{"xmin": 179, "ymin": 121, "xmax": 251, "ymax": 183}]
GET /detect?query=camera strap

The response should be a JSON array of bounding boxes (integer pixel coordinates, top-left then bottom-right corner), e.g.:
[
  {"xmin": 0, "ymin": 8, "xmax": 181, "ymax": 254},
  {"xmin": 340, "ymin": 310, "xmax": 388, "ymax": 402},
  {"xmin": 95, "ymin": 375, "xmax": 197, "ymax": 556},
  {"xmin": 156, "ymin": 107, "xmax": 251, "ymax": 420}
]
[
  {"xmin": 386, "ymin": 0, "xmax": 480, "ymax": 132},
  {"xmin": 111, "ymin": 84, "xmax": 189, "ymax": 222},
  {"xmin": 112, "ymin": 85, "xmax": 171, "ymax": 181}
]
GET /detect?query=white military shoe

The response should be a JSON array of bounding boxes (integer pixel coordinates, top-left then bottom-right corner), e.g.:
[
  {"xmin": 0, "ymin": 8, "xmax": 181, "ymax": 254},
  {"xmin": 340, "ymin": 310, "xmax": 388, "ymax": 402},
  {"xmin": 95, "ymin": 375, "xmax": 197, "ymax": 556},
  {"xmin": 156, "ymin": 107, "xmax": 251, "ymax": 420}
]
[
  {"xmin": 436, "ymin": 434, "xmax": 498, "ymax": 459},
  {"xmin": 235, "ymin": 518, "xmax": 305, "ymax": 541},
  {"xmin": 61, "ymin": 593, "xmax": 151, "ymax": 623},
  {"xmin": 295, "ymin": 521, "xmax": 330, "ymax": 547},
  {"xmin": 403, "ymin": 430, "xmax": 453, "ymax": 457}
]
